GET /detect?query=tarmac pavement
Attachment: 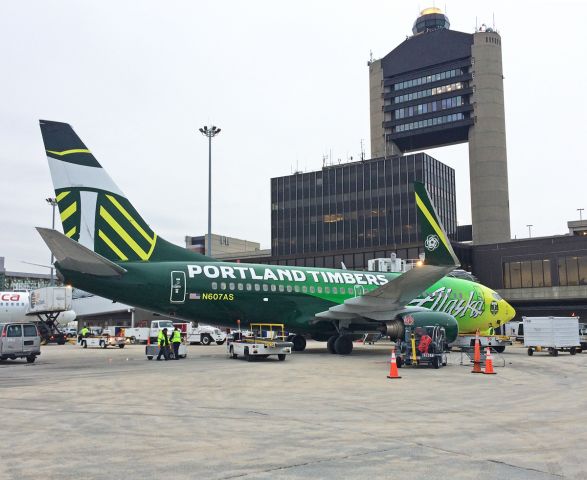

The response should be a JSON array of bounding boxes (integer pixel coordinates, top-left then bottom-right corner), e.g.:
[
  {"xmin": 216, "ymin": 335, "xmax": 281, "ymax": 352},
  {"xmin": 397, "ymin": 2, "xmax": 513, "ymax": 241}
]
[{"xmin": 0, "ymin": 341, "xmax": 586, "ymax": 479}]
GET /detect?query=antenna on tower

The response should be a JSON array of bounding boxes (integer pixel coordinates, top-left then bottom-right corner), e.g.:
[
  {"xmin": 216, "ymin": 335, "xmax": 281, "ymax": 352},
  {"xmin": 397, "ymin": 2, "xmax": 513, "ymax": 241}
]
[
  {"xmin": 492, "ymin": 12, "xmax": 496, "ymax": 30},
  {"xmin": 360, "ymin": 139, "xmax": 365, "ymax": 161},
  {"xmin": 475, "ymin": 16, "xmax": 478, "ymax": 31}
]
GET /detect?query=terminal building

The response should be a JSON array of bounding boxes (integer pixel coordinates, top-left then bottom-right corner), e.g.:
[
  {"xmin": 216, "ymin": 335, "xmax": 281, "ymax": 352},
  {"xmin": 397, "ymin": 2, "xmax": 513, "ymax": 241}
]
[{"xmin": 270, "ymin": 152, "xmax": 457, "ymax": 269}]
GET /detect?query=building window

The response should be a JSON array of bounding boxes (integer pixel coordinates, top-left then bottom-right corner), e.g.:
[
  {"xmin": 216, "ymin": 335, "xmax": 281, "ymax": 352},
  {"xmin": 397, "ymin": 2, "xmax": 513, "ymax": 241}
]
[
  {"xmin": 558, "ymin": 256, "xmax": 587, "ymax": 286},
  {"xmin": 504, "ymin": 259, "xmax": 553, "ymax": 288}
]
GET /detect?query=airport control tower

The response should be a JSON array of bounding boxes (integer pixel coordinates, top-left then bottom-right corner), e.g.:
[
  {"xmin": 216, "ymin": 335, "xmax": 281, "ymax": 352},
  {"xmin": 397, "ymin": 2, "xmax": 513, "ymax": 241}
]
[{"xmin": 369, "ymin": 7, "xmax": 511, "ymax": 244}]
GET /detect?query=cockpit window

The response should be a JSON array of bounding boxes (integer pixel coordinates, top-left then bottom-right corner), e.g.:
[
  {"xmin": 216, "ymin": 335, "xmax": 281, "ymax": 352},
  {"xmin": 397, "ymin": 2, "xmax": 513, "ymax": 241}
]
[{"xmin": 492, "ymin": 292, "xmax": 502, "ymax": 301}]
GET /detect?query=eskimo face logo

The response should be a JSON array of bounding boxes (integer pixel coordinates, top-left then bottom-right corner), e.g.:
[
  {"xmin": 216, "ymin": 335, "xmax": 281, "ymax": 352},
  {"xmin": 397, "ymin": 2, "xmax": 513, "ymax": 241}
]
[
  {"xmin": 424, "ymin": 234, "xmax": 440, "ymax": 251},
  {"xmin": 490, "ymin": 300, "xmax": 499, "ymax": 316}
]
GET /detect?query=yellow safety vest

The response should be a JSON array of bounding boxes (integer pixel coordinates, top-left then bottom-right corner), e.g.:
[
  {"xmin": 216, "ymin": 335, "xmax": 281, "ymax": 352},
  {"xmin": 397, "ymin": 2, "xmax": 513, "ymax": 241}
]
[
  {"xmin": 172, "ymin": 330, "xmax": 182, "ymax": 343},
  {"xmin": 158, "ymin": 331, "xmax": 168, "ymax": 345},
  {"xmin": 81, "ymin": 327, "xmax": 89, "ymax": 336}
]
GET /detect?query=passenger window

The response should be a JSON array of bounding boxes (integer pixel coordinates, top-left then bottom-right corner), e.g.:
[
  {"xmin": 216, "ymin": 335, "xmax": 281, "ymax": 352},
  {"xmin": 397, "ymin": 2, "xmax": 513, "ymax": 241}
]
[
  {"xmin": 332, "ymin": 287, "xmax": 338, "ymax": 294},
  {"xmin": 325, "ymin": 287, "xmax": 330, "ymax": 294},
  {"xmin": 340, "ymin": 287, "xmax": 346, "ymax": 294},
  {"xmin": 262, "ymin": 284, "xmax": 268, "ymax": 292},
  {"xmin": 229, "ymin": 283, "xmax": 235, "ymax": 290},
  {"xmin": 302, "ymin": 286, "xmax": 308, "ymax": 293},
  {"xmin": 254, "ymin": 284, "xmax": 260, "ymax": 291},
  {"xmin": 310, "ymin": 286, "xmax": 315, "ymax": 293},
  {"xmin": 237, "ymin": 283, "xmax": 243, "ymax": 291},
  {"xmin": 7, "ymin": 325, "xmax": 22, "ymax": 337},
  {"xmin": 246, "ymin": 283, "xmax": 252, "ymax": 291},
  {"xmin": 23, "ymin": 325, "xmax": 37, "ymax": 337},
  {"xmin": 211, "ymin": 282, "xmax": 217, "ymax": 290},
  {"xmin": 271, "ymin": 284, "xmax": 276, "ymax": 292},
  {"xmin": 220, "ymin": 282, "xmax": 227, "ymax": 290},
  {"xmin": 278, "ymin": 285, "xmax": 285, "ymax": 292},
  {"xmin": 286, "ymin": 285, "xmax": 292, "ymax": 293},
  {"xmin": 317, "ymin": 287, "xmax": 323, "ymax": 294},
  {"xmin": 294, "ymin": 285, "xmax": 300, "ymax": 293}
]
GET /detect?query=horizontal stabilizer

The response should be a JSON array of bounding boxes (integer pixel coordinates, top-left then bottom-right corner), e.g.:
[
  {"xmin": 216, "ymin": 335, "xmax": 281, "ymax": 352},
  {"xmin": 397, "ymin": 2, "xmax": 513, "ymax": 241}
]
[{"xmin": 36, "ymin": 227, "xmax": 126, "ymax": 277}]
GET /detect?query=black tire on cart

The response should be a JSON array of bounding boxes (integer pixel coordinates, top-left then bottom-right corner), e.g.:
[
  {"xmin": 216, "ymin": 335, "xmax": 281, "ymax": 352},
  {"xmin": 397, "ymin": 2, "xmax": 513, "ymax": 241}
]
[
  {"xmin": 327, "ymin": 335, "xmax": 338, "ymax": 354},
  {"xmin": 292, "ymin": 335, "xmax": 307, "ymax": 352},
  {"xmin": 570, "ymin": 347, "xmax": 577, "ymax": 355},
  {"xmin": 527, "ymin": 348, "xmax": 533, "ymax": 356},
  {"xmin": 130, "ymin": 337, "xmax": 136, "ymax": 344},
  {"xmin": 201, "ymin": 335, "xmax": 212, "ymax": 346},
  {"xmin": 147, "ymin": 356, "xmax": 153, "ymax": 360},
  {"xmin": 493, "ymin": 346, "xmax": 506, "ymax": 353},
  {"xmin": 278, "ymin": 354, "xmax": 286, "ymax": 361},
  {"xmin": 82, "ymin": 340, "xmax": 87, "ymax": 349},
  {"xmin": 229, "ymin": 346, "xmax": 237, "ymax": 359},
  {"xmin": 432, "ymin": 356, "xmax": 440, "ymax": 369},
  {"xmin": 26, "ymin": 355, "xmax": 36, "ymax": 363},
  {"xmin": 216, "ymin": 340, "xmax": 225, "ymax": 345},
  {"xmin": 101, "ymin": 341, "xmax": 107, "ymax": 349},
  {"xmin": 118, "ymin": 344, "xmax": 125, "ymax": 349},
  {"xmin": 244, "ymin": 348, "xmax": 252, "ymax": 362},
  {"xmin": 396, "ymin": 355, "xmax": 403, "ymax": 368}
]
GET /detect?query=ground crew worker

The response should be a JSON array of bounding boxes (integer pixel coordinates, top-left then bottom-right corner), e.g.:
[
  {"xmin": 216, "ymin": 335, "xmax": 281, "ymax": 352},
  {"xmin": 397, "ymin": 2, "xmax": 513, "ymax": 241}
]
[
  {"xmin": 171, "ymin": 327, "xmax": 182, "ymax": 360},
  {"xmin": 78, "ymin": 326, "xmax": 90, "ymax": 343},
  {"xmin": 156, "ymin": 328, "xmax": 170, "ymax": 361}
]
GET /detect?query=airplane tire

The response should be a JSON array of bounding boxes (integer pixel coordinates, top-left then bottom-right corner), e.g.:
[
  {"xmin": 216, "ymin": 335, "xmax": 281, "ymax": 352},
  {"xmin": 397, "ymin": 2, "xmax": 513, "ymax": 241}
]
[
  {"xmin": 292, "ymin": 335, "xmax": 307, "ymax": 352},
  {"xmin": 327, "ymin": 335, "xmax": 338, "ymax": 354},
  {"xmin": 334, "ymin": 335, "xmax": 353, "ymax": 355}
]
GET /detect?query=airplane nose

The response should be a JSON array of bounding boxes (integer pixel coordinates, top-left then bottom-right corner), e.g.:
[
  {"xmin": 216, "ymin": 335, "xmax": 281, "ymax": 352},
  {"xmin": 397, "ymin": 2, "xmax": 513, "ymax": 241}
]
[{"xmin": 503, "ymin": 300, "xmax": 516, "ymax": 322}]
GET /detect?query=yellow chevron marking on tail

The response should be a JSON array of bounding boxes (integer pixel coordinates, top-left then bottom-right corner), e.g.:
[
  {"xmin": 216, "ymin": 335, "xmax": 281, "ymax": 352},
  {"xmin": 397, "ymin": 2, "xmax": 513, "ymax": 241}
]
[
  {"xmin": 46, "ymin": 149, "xmax": 91, "ymax": 156},
  {"xmin": 60, "ymin": 201, "xmax": 77, "ymax": 223},
  {"xmin": 415, "ymin": 193, "xmax": 451, "ymax": 252},
  {"xmin": 98, "ymin": 230, "xmax": 129, "ymax": 261},
  {"xmin": 99, "ymin": 206, "xmax": 149, "ymax": 260},
  {"xmin": 105, "ymin": 195, "xmax": 155, "ymax": 244},
  {"xmin": 56, "ymin": 191, "xmax": 70, "ymax": 202},
  {"xmin": 65, "ymin": 226, "xmax": 77, "ymax": 238}
]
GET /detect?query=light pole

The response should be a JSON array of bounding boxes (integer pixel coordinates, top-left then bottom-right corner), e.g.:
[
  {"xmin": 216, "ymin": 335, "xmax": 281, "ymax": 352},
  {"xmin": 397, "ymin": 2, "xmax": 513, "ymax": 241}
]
[
  {"xmin": 578, "ymin": 208, "xmax": 584, "ymax": 221},
  {"xmin": 526, "ymin": 224, "xmax": 533, "ymax": 238},
  {"xmin": 199, "ymin": 125, "xmax": 221, "ymax": 257},
  {"xmin": 46, "ymin": 197, "xmax": 57, "ymax": 285}
]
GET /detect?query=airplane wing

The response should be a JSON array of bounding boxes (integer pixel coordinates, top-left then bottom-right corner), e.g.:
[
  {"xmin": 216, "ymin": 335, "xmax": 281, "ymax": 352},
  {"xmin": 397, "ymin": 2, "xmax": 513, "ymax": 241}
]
[
  {"xmin": 36, "ymin": 227, "xmax": 127, "ymax": 277},
  {"xmin": 315, "ymin": 182, "xmax": 459, "ymax": 323}
]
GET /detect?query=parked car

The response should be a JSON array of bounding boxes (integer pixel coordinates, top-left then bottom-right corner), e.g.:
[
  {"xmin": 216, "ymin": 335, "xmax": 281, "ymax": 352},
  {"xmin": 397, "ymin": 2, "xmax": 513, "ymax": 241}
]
[
  {"xmin": 0, "ymin": 322, "xmax": 41, "ymax": 363},
  {"xmin": 63, "ymin": 327, "xmax": 77, "ymax": 338}
]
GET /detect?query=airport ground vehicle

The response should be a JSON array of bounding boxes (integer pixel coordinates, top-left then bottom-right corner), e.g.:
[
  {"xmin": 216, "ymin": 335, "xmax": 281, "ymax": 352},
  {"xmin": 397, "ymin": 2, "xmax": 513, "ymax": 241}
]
[
  {"xmin": 63, "ymin": 326, "xmax": 77, "ymax": 338},
  {"xmin": 0, "ymin": 322, "xmax": 41, "ymax": 363},
  {"xmin": 396, "ymin": 324, "xmax": 447, "ymax": 369},
  {"xmin": 579, "ymin": 323, "xmax": 587, "ymax": 350},
  {"xmin": 145, "ymin": 342, "xmax": 187, "ymax": 360},
  {"xmin": 173, "ymin": 322, "xmax": 226, "ymax": 345},
  {"xmin": 79, "ymin": 335, "xmax": 126, "ymax": 349},
  {"xmin": 125, "ymin": 320, "xmax": 175, "ymax": 344},
  {"xmin": 227, "ymin": 323, "xmax": 293, "ymax": 361},
  {"xmin": 524, "ymin": 316, "xmax": 581, "ymax": 356}
]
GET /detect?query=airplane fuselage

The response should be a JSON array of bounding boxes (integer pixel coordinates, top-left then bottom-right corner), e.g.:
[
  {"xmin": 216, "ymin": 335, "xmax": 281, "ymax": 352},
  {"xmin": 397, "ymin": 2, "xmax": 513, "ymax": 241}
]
[{"xmin": 59, "ymin": 261, "xmax": 514, "ymax": 336}]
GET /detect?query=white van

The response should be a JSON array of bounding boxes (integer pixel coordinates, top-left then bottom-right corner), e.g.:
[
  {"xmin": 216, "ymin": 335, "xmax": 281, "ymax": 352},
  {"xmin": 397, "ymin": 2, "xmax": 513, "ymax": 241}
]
[{"xmin": 0, "ymin": 322, "xmax": 41, "ymax": 363}]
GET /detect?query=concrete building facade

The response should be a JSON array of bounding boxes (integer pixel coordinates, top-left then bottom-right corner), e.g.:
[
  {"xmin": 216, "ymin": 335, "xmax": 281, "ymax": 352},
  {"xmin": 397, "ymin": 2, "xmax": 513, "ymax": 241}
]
[{"xmin": 369, "ymin": 7, "xmax": 510, "ymax": 244}]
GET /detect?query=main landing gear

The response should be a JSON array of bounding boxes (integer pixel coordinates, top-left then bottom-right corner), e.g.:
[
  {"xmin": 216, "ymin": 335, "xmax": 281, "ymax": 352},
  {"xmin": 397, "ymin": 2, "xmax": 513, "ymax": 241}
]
[
  {"xmin": 327, "ymin": 334, "xmax": 353, "ymax": 355},
  {"xmin": 288, "ymin": 335, "xmax": 307, "ymax": 352}
]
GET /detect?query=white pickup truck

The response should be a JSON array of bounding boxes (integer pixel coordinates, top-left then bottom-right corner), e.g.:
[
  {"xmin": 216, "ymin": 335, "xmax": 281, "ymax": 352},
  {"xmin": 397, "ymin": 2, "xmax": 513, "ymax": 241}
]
[
  {"xmin": 173, "ymin": 323, "xmax": 226, "ymax": 345},
  {"xmin": 125, "ymin": 320, "xmax": 176, "ymax": 344},
  {"xmin": 227, "ymin": 323, "xmax": 293, "ymax": 361}
]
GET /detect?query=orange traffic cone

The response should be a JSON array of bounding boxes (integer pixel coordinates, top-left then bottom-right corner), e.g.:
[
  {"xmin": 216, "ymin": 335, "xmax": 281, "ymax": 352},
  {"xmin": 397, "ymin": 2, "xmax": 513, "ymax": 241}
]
[
  {"xmin": 484, "ymin": 347, "xmax": 496, "ymax": 375},
  {"xmin": 387, "ymin": 348, "xmax": 402, "ymax": 379},
  {"xmin": 471, "ymin": 329, "xmax": 482, "ymax": 374},
  {"xmin": 147, "ymin": 335, "xmax": 151, "ymax": 346}
]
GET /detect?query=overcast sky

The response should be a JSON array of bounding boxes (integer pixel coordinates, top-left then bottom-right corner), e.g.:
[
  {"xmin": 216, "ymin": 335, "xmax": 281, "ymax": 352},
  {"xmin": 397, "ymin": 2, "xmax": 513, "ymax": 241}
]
[{"xmin": 1, "ymin": 0, "xmax": 585, "ymax": 274}]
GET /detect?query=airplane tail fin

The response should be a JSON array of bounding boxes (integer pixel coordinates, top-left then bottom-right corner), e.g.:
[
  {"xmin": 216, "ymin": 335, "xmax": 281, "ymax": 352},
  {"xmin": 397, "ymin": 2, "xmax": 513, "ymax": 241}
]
[
  {"xmin": 414, "ymin": 182, "xmax": 460, "ymax": 268},
  {"xmin": 40, "ymin": 120, "xmax": 213, "ymax": 263}
]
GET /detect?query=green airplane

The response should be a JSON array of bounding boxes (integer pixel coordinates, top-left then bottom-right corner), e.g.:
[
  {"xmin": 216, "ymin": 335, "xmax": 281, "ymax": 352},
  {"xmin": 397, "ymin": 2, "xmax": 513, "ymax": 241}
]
[{"xmin": 37, "ymin": 120, "xmax": 515, "ymax": 355}]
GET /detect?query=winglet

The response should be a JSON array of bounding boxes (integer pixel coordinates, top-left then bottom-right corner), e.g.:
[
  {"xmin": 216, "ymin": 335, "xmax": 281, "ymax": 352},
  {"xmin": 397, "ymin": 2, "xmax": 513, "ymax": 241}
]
[
  {"xmin": 36, "ymin": 227, "xmax": 127, "ymax": 277},
  {"xmin": 414, "ymin": 182, "xmax": 460, "ymax": 267}
]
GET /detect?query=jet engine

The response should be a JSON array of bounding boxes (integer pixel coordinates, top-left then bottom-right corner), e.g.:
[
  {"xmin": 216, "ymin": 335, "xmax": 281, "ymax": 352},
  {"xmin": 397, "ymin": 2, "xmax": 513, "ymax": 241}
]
[{"xmin": 380, "ymin": 311, "xmax": 459, "ymax": 343}]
